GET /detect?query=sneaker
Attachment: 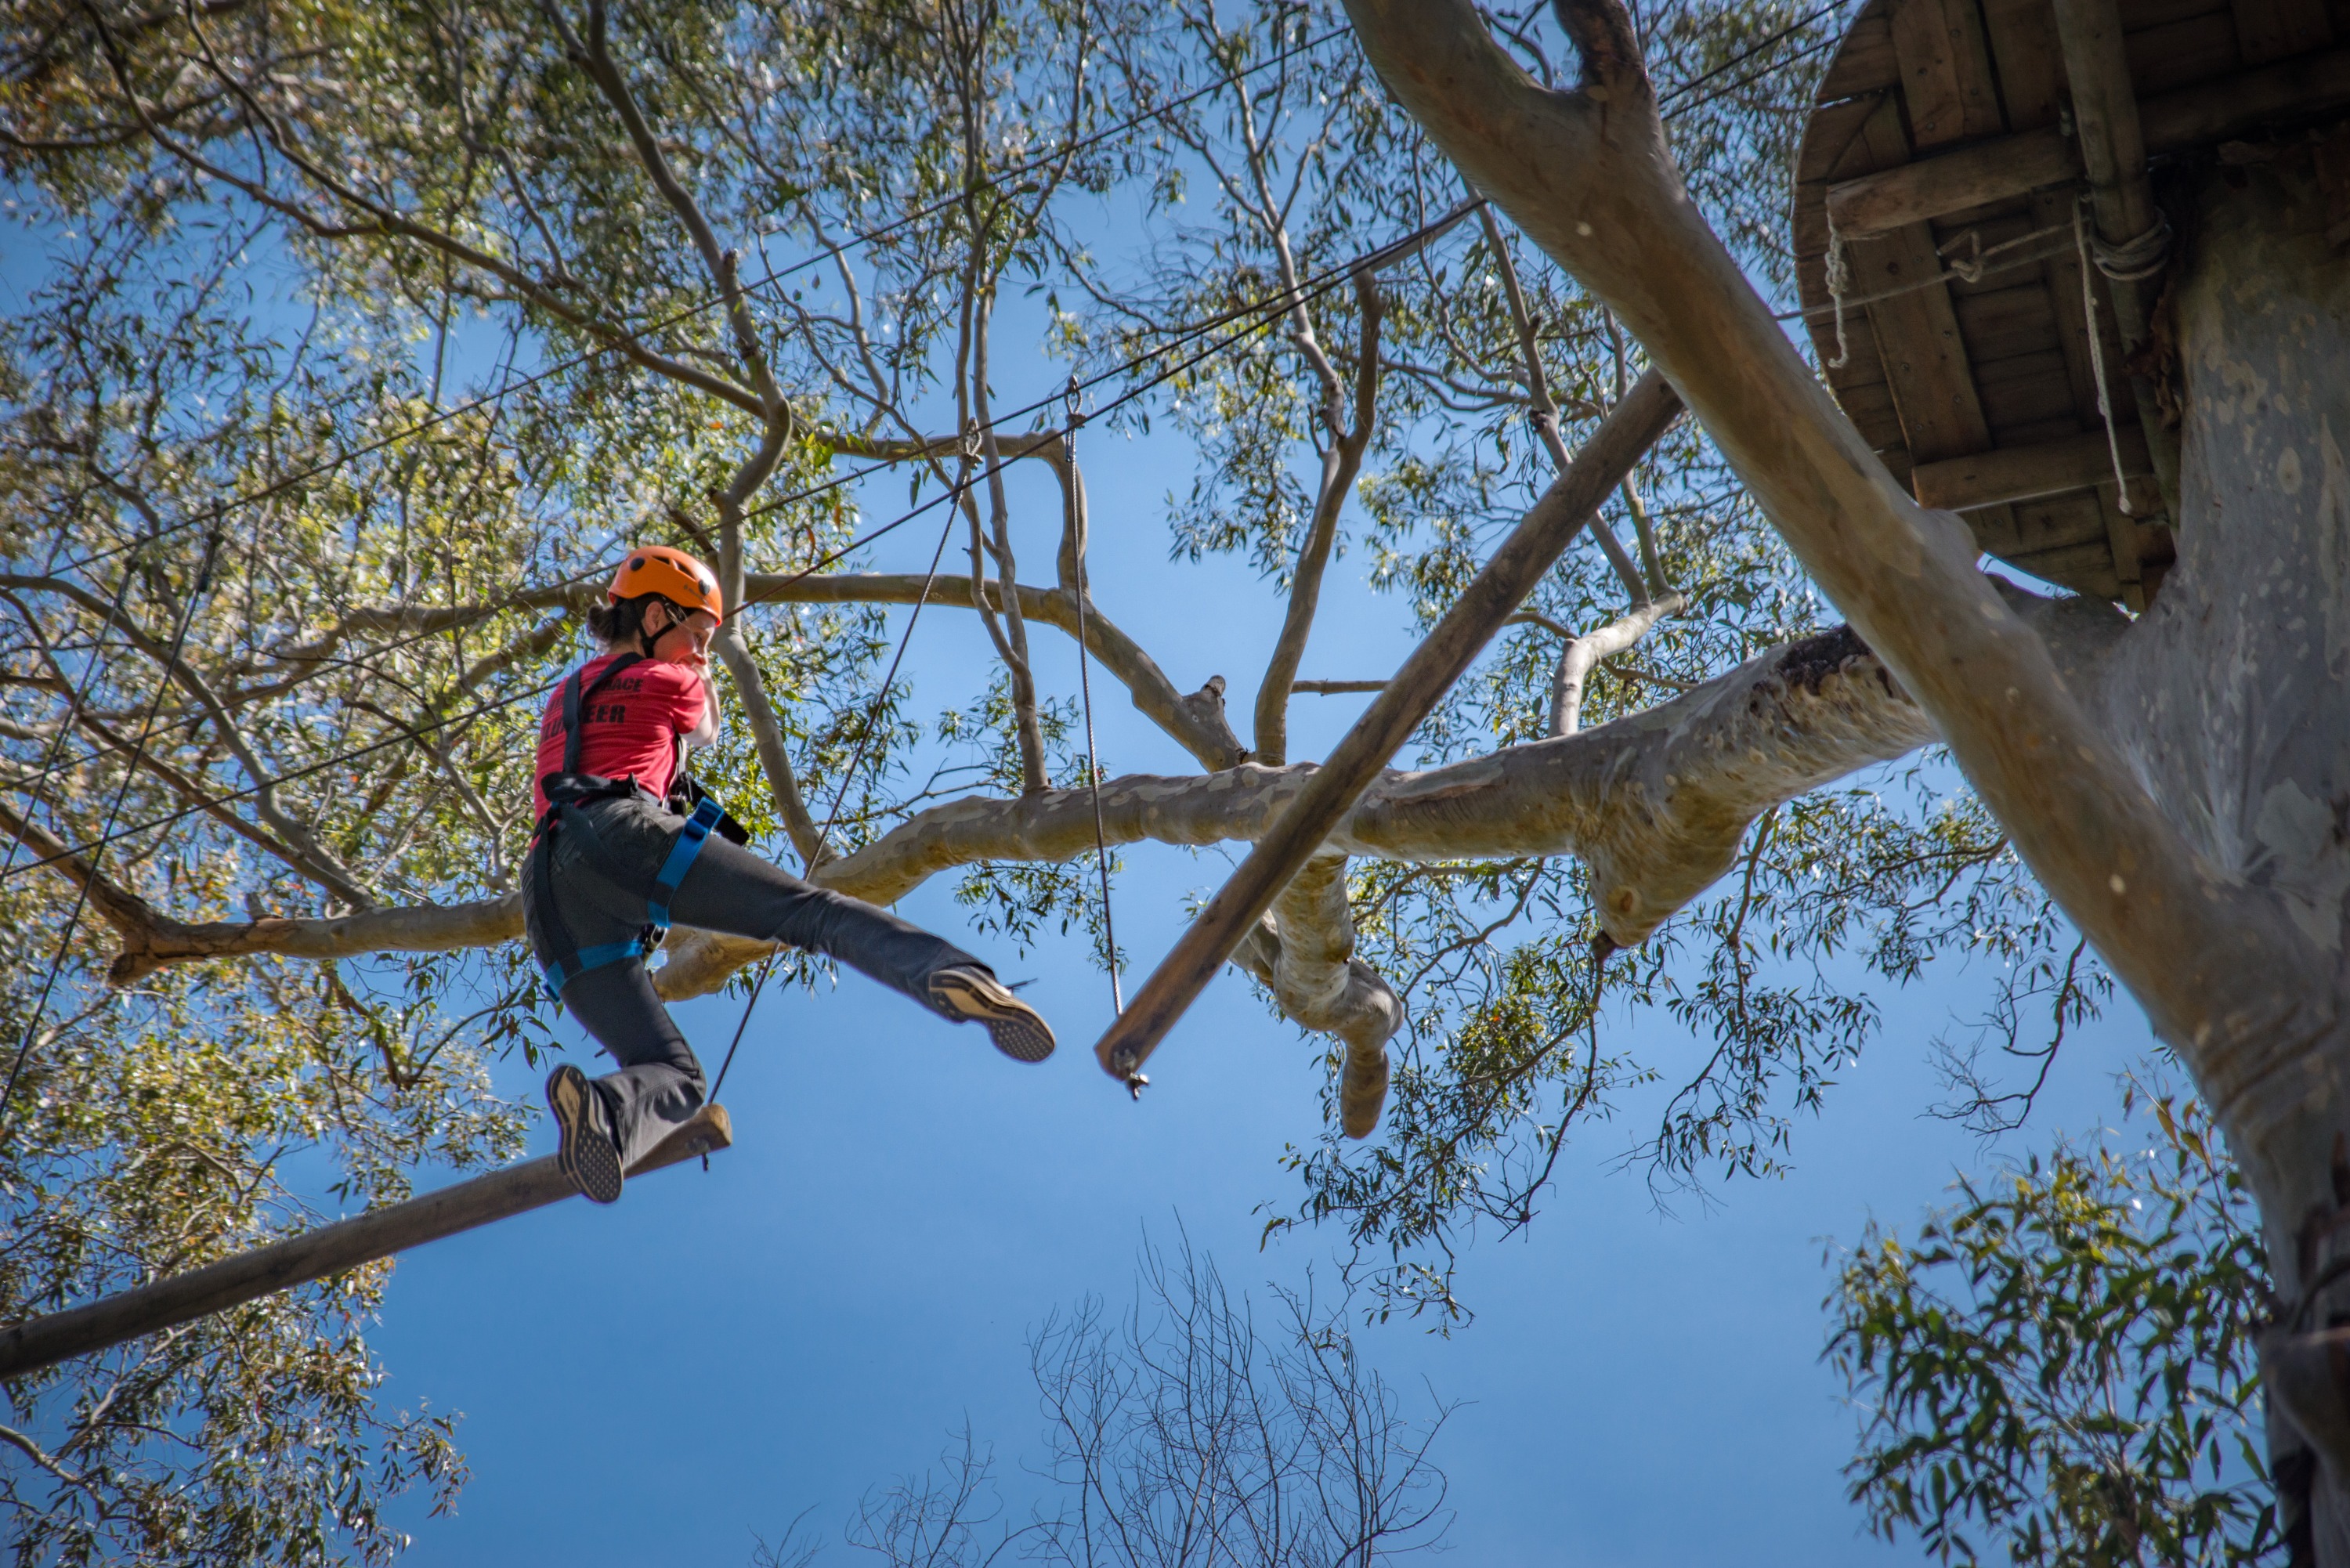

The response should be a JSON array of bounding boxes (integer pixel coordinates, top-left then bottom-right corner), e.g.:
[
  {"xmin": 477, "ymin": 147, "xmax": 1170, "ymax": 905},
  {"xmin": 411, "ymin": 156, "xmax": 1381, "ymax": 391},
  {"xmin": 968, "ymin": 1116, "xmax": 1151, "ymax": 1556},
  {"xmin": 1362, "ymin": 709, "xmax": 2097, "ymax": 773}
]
[
  {"xmin": 545, "ymin": 1064, "xmax": 624, "ymax": 1204},
  {"xmin": 928, "ymin": 966, "xmax": 1056, "ymax": 1064}
]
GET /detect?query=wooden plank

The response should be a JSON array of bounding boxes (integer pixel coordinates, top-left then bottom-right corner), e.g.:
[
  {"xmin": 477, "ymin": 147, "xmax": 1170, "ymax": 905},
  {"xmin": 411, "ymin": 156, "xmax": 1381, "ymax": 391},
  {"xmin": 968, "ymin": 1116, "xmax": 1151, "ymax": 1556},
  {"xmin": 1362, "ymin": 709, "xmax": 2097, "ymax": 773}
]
[
  {"xmin": 1842, "ymin": 97, "xmax": 1994, "ymax": 463},
  {"xmin": 1831, "ymin": 129, "xmax": 2077, "ymax": 233},
  {"xmin": 1891, "ymin": 0, "xmax": 2008, "ymax": 144},
  {"xmin": 2008, "ymin": 537, "xmax": 2127, "ymax": 598},
  {"xmin": 2126, "ymin": 9, "xmax": 2245, "ymax": 89},
  {"xmin": 2101, "ymin": 480, "xmax": 2150, "ymax": 609},
  {"xmin": 1816, "ymin": 313, "xmax": 1893, "ymax": 386},
  {"xmin": 1795, "ymin": 188, "xmax": 1833, "ymax": 259},
  {"xmin": 1820, "ymin": 1, "xmax": 1904, "ymax": 99},
  {"xmin": 1983, "ymin": 0, "xmax": 2070, "ymax": 125},
  {"xmin": 1831, "ymin": 378, "xmax": 1913, "ymax": 454},
  {"xmin": 2120, "ymin": 0, "xmax": 2235, "ymax": 28},
  {"xmin": 2232, "ymin": 0, "xmax": 2334, "ymax": 63},
  {"xmin": 1858, "ymin": 227, "xmax": 1994, "ymax": 461},
  {"xmin": 1798, "ymin": 94, "xmax": 1895, "ymax": 183},
  {"xmin": 1824, "ymin": 44, "xmax": 2350, "ymax": 233},
  {"xmin": 1913, "ymin": 428, "xmax": 2155, "ymax": 507},
  {"xmin": 0, "ymin": 1107, "xmax": 736, "ymax": 1381},
  {"xmin": 1087, "ymin": 373, "xmax": 1687, "ymax": 1092},
  {"xmin": 1975, "ymin": 348, "xmax": 2088, "ymax": 431},
  {"xmin": 1950, "ymin": 278, "xmax": 2063, "ymax": 362},
  {"xmin": 2011, "ymin": 492, "xmax": 2121, "ymax": 549}
]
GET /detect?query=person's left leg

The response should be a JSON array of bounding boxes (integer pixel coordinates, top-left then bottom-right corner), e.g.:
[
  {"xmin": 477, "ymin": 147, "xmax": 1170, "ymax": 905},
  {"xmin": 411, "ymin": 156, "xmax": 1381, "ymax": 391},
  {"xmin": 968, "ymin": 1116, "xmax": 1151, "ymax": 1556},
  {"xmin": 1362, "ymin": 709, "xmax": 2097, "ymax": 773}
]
[{"xmin": 667, "ymin": 832, "xmax": 1054, "ymax": 1060}]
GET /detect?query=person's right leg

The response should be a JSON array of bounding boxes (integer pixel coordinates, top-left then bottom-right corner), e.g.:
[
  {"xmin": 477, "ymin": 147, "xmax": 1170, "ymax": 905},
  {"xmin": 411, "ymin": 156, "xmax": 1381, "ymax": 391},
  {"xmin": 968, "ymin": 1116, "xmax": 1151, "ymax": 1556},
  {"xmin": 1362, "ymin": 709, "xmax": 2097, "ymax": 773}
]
[
  {"xmin": 524, "ymin": 817, "xmax": 710, "ymax": 1191},
  {"xmin": 554, "ymin": 959, "xmax": 707, "ymax": 1169},
  {"xmin": 668, "ymin": 833, "xmax": 1054, "ymax": 1060}
]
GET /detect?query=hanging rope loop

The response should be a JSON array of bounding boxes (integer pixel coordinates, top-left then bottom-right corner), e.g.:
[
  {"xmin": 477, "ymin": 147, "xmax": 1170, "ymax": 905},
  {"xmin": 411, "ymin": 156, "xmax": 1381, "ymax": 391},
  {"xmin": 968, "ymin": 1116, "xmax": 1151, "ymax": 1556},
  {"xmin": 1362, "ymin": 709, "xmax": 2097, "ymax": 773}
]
[
  {"xmin": 2071, "ymin": 197, "xmax": 2145, "ymax": 518},
  {"xmin": 1822, "ymin": 221, "xmax": 1853, "ymax": 370}
]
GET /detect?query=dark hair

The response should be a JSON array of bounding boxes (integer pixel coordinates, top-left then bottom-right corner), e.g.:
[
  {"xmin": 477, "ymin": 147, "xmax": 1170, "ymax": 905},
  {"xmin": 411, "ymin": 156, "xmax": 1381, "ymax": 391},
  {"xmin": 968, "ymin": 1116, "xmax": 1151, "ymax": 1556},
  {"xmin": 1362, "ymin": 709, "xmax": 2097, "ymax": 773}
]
[{"xmin": 588, "ymin": 593, "xmax": 685, "ymax": 649}]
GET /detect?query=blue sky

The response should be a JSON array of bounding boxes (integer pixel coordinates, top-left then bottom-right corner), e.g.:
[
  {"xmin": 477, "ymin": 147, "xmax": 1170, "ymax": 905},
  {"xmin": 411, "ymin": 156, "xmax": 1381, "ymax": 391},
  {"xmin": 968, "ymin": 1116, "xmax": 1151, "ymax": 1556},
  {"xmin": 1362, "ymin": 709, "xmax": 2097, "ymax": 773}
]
[
  {"xmin": 367, "ymin": 412, "xmax": 2152, "ymax": 1566},
  {"xmin": 0, "ymin": 128, "xmax": 2154, "ymax": 1566}
]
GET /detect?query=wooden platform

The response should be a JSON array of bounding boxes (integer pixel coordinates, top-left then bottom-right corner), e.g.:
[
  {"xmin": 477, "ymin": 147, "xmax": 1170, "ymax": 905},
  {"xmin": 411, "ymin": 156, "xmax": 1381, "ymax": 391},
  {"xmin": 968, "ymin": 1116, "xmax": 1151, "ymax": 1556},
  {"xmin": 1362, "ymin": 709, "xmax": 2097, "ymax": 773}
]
[{"xmin": 1791, "ymin": 0, "xmax": 2350, "ymax": 607}]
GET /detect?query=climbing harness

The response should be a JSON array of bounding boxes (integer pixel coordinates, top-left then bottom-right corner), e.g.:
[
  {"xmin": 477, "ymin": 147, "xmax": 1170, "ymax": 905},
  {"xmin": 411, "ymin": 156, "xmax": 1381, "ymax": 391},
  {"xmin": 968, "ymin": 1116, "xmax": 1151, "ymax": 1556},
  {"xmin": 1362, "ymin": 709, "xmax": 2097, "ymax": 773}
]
[{"xmin": 530, "ymin": 651, "xmax": 743, "ymax": 1001}]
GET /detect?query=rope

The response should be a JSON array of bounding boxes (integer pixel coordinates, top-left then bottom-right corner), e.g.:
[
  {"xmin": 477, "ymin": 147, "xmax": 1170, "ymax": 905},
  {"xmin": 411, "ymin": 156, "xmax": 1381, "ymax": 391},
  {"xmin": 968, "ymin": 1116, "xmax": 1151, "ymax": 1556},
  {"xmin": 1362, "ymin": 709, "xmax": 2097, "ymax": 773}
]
[
  {"xmin": 1822, "ymin": 222, "xmax": 1853, "ymax": 369},
  {"xmin": 2073, "ymin": 197, "xmax": 2142, "ymax": 516},
  {"xmin": 0, "ymin": 520, "xmax": 226, "ymax": 1142},
  {"xmin": 0, "ymin": 555, "xmax": 140, "ymax": 880},
  {"xmin": 1063, "ymin": 381, "xmax": 1123, "ymax": 1017},
  {"xmin": 2091, "ymin": 212, "xmax": 2172, "ymax": 282}
]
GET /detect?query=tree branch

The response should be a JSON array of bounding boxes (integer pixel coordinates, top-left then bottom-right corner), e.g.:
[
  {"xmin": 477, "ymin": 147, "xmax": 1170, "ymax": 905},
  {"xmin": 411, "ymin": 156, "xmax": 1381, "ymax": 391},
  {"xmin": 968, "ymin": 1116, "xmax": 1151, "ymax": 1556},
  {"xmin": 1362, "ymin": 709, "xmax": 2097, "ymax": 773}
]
[
  {"xmin": 747, "ymin": 571, "xmax": 1246, "ymax": 772},
  {"xmin": 1541, "ymin": 590, "xmax": 1686, "ymax": 736},
  {"xmin": 1339, "ymin": 0, "xmax": 2311, "ymax": 1111},
  {"xmin": 1255, "ymin": 269, "xmax": 1383, "ymax": 765},
  {"xmin": 0, "ymin": 573, "xmax": 372, "ymax": 907},
  {"xmin": 1231, "ymin": 854, "xmax": 1401, "ymax": 1138}
]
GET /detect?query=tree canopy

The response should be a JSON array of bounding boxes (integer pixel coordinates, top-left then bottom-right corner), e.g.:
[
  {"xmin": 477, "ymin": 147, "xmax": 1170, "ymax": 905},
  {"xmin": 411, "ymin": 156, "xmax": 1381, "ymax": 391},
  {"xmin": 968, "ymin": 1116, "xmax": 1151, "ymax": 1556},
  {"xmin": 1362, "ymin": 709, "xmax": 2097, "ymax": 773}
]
[{"xmin": 0, "ymin": 0, "xmax": 2314, "ymax": 1559}]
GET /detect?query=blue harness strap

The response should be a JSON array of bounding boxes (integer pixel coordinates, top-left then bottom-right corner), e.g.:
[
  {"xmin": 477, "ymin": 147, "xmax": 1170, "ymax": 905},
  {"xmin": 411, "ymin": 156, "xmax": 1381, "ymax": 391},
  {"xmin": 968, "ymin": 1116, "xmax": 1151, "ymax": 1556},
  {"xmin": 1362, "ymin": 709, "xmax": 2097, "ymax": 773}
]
[
  {"xmin": 540, "ymin": 938, "xmax": 649, "ymax": 1001},
  {"xmin": 530, "ymin": 654, "xmax": 733, "ymax": 1003},
  {"xmin": 646, "ymin": 795, "xmax": 725, "ymax": 931}
]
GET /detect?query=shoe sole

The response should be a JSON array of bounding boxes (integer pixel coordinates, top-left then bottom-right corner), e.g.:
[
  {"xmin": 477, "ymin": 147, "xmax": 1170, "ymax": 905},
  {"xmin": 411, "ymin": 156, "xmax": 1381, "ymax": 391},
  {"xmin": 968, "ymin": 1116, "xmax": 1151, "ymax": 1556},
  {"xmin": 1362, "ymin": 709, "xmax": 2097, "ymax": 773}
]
[
  {"xmin": 930, "ymin": 970, "xmax": 1056, "ymax": 1064},
  {"xmin": 546, "ymin": 1065, "xmax": 624, "ymax": 1204}
]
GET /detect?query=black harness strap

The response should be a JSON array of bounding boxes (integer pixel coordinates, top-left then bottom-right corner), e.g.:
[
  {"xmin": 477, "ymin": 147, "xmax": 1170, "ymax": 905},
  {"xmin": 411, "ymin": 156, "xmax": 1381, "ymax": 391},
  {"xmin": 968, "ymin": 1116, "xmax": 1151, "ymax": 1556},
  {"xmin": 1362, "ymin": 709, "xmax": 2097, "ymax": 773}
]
[{"xmin": 530, "ymin": 652, "xmax": 739, "ymax": 1000}]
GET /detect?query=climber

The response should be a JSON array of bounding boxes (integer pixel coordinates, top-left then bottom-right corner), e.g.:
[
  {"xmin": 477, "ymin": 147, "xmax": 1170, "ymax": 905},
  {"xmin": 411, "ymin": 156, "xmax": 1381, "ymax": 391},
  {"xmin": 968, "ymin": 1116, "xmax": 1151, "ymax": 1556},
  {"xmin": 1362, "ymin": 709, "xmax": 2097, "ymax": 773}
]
[{"xmin": 524, "ymin": 544, "xmax": 1054, "ymax": 1204}]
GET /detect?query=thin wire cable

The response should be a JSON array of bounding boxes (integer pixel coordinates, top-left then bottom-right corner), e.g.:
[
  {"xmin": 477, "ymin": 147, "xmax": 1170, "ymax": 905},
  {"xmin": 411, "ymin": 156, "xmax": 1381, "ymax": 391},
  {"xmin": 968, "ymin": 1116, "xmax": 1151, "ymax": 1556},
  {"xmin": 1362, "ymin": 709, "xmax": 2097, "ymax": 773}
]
[
  {"xmin": 0, "ymin": 553, "xmax": 141, "ymax": 879},
  {"xmin": 49, "ymin": 26, "xmax": 1345, "ymax": 582},
  {"xmin": 1652, "ymin": 0, "xmax": 1842, "ymax": 108},
  {"xmin": 0, "ymin": 520, "xmax": 225, "ymax": 1140},
  {"xmin": 11, "ymin": 183, "xmax": 1462, "ymax": 815},
  {"xmin": 1062, "ymin": 384, "xmax": 1123, "ymax": 1017},
  {"xmin": 703, "ymin": 490, "xmax": 965, "ymax": 1108},
  {"xmin": 0, "ymin": 200, "xmax": 1472, "ymax": 882}
]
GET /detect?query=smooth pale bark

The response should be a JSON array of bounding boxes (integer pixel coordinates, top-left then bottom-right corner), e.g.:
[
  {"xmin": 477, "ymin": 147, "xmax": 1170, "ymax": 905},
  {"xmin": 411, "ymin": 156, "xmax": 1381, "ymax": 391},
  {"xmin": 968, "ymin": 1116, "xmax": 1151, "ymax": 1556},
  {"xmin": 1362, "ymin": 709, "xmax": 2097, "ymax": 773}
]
[
  {"xmin": 1231, "ymin": 855, "xmax": 1401, "ymax": 1138},
  {"xmin": 1339, "ymin": 2, "xmax": 2349, "ymax": 1540},
  {"xmin": 655, "ymin": 614, "xmax": 1981, "ymax": 998},
  {"xmin": 80, "ymin": 605, "xmax": 1997, "ymax": 1000},
  {"xmin": 1549, "ymin": 591, "xmax": 1686, "ymax": 736},
  {"xmin": 2075, "ymin": 161, "xmax": 2350, "ymax": 1550},
  {"xmin": 1336, "ymin": 0, "xmax": 2316, "ymax": 1168},
  {"xmin": 1090, "ymin": 369, "xmax": 1683, "ymax": 1087}
]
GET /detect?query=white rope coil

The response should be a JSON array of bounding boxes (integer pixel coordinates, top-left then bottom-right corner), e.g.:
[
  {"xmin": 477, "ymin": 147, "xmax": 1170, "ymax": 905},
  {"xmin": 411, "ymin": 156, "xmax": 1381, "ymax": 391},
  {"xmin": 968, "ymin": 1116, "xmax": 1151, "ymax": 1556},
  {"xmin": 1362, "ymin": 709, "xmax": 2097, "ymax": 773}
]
[
  {"xmin": 1823, "ymin": 222, "xmax": 1853, "ymax": 369},
  {"xmin": 2091, "ymin": 211, "xmax": 2172, "ymax": 282}
]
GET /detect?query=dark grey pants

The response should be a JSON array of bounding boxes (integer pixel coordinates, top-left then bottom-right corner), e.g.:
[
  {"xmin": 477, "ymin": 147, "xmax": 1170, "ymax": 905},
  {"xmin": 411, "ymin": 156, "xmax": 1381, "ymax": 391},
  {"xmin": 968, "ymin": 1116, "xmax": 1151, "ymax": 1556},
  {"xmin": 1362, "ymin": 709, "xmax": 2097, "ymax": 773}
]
[{"xmin": 522, "ymin": 793, "xmax": 983, "ymax": 1166}]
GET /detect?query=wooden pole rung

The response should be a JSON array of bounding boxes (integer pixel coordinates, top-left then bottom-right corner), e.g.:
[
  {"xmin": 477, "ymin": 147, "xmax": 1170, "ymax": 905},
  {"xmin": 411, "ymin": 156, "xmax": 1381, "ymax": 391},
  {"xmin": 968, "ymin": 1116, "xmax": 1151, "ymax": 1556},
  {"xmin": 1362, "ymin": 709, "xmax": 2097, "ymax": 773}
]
[
  {"xmin": 1089, "ymin": 369, "xmax": 1685, "ymax": 1087},
  {"xmin": 0, "ymin": 1104, "xmax": 733, "ymax": 1382}
]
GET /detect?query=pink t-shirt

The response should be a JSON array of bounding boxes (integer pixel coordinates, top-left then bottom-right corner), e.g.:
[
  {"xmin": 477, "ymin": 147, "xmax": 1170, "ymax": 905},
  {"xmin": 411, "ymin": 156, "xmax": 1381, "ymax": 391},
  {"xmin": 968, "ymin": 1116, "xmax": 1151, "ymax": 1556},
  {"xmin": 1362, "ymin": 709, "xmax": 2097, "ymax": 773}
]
[{"xmin": 532, "ymin": 654, "xmax": 707, "ymax": 818}]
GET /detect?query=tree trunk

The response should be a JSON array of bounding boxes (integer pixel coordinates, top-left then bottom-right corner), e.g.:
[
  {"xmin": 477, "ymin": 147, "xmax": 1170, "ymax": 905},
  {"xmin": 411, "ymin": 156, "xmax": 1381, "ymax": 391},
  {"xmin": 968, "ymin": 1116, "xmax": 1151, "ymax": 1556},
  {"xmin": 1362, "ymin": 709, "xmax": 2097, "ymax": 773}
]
[
  {"xmin": 1335, "ymin": 0, "xmax": 2348, "ymax": 1540},
  {"xmin": 2121, "ymin": 152, "xmax": 2350, "ymax": 1556}
]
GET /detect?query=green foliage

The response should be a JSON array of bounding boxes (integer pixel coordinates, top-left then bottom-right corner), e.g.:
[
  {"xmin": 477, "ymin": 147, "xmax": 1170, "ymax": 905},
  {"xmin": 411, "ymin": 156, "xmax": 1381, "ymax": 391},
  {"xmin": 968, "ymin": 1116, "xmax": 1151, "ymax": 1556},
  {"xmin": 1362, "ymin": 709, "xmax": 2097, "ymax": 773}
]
[
  {"xmin": 1828, "ymin": 1080, "xmax": 2277, "ymax": 1567},
  {"xmin": 0, "ymin": 0, "xmax": 2201, "ymax": 1554}
]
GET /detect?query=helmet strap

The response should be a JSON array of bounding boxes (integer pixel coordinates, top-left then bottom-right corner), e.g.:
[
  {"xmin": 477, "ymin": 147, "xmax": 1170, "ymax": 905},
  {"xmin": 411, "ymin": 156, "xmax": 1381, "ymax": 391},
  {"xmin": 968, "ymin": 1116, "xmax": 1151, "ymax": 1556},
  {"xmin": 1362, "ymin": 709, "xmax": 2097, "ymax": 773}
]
[{"xmin": 640, "ymin": 599, "xmax": 675, "ymax": 656}]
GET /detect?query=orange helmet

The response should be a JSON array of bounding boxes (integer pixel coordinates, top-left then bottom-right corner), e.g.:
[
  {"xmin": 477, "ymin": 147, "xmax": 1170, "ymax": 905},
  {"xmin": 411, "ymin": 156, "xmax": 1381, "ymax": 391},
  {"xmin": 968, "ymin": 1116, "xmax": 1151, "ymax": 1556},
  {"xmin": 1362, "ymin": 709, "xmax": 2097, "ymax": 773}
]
[{"xmin": 607, "ymin": 545, "xmax": 723, "ymax": 624}]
